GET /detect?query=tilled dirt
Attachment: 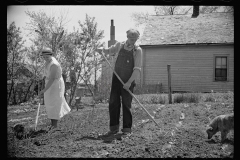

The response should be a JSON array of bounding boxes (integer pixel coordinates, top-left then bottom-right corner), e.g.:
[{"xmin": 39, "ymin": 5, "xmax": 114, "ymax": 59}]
[{"xmin": 8, "ymin": 102, "xmax": 234, "ymax": 158}]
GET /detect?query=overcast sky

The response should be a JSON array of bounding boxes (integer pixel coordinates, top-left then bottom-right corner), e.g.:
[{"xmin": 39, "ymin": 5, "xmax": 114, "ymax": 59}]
[{"xmin": 7, "ymin": 5, "xmax": 155, "ymax": 47}]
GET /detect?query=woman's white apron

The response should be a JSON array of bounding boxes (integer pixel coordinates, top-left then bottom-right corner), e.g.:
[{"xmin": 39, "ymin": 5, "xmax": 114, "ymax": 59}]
[{"xmin": 43, "ymin": 57, "xmax": 71, "ymax": 120}]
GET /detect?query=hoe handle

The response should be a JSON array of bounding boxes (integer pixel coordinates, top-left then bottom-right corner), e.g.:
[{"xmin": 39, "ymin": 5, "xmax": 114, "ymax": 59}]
[
  {"xmin": 35, "ymin": 79, "xmax": 44, "ymax": 131},
  {"xmin": 35, "ymin": 102, "xmax": 41, "ymax": 131},
  {"xmin": 100, "ymin": 51, "xmax": 160, "ymax": 127}
]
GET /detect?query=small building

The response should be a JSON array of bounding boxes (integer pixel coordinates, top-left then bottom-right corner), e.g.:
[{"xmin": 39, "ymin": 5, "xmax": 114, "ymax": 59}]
[{"xmin": 139, "ymin": 12, "xmax": 234, "ymax": 93}]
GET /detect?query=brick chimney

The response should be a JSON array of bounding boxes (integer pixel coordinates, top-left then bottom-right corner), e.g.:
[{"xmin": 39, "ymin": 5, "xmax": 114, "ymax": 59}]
[
  {"xmin": 191, "ymin": 6, "xmax": 199, "ymax": 18},
  {"xmin": 108, "ymin": 19, "xmax": 117, "ymax": 47},
  {"xmin": 101, "ymin": 20, "xmax": 117, "ymax": 95}
]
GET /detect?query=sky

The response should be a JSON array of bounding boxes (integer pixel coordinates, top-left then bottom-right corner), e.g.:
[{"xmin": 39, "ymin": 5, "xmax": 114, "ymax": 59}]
[
  {"xmin": 7, "ymin": 5, "xmax": 156, "ymax": 84},
  {"xmin": 7, "ymin": 5, "xmax": 156, "ymax": 47}
]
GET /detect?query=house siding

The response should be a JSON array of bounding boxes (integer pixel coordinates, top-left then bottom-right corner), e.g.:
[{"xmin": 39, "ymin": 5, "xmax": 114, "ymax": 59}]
[{"xmin": 142, "ymin": 44, "xmax": 233, "ymax": 93}]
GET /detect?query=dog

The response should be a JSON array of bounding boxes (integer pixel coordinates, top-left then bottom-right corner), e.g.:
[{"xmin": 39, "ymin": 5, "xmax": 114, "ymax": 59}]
[
  {"xmin": 12, "ymin": 124, "xmax": 24, "ymax": 133},
  {"xmin": 12, "ymin": 124, "xmax": 25, "ymax": 140},
  {"xmin": 12, "ymin": 124, "xmax": 39, "ymax": 140},
  {"xmin": 206, "ymin": 113, "xmax": 234, "ymax": 142}
]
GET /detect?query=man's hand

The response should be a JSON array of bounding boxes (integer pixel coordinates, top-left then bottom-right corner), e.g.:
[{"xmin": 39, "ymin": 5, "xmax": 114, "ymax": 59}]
[{"xmin": 123, "ymin": 81, "xmax": 131, "ymax": 91}]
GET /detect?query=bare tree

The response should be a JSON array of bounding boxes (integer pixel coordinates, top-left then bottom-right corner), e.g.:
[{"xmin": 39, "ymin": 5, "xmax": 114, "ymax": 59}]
[
  {"xmin": 132, "ymin": 6, "xmax": 232, "ymax": 27},
  {"xmin": 223, "ymin": 6, "xmax": 234, "ymax": 13},
  {"xmin": 131, "ymin": 6, "xmax": 192, "ymax": 27},
  {"xmin": 154, "ymin": 6, "xmax": 186, "ymax": 15},
  {"xmin": 56, "ymin": 14, "xmax": 104, "ymax": 106},
  {"xmin": 131, "ymin": 12, "xmax": 150, "ymax": 27},
  {"xmin": 25, "ymin": 9, "xmax": 70, "ymax": 98},
  {"xmin": 199, "ymin": 6, "xmax": 221, "ymax": 14},
  {"xmin": 25, "ymin": 9, "xmax": 68, "ymax": 56},
  {"xmin": 7, "ymin": 22, "xmax": 27, "ymax": 105}
]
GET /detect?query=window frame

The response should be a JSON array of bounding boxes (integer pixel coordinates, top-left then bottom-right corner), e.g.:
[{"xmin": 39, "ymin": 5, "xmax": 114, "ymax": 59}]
[{"xmin": 213, "ymin": 54, "xmax": 229, "ymax": 82}]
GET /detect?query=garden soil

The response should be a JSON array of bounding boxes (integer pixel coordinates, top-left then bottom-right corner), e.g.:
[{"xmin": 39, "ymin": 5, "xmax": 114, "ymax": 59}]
[{"xmin": 8, "ymin": 100, "xmax": 234, "ymax": 158}]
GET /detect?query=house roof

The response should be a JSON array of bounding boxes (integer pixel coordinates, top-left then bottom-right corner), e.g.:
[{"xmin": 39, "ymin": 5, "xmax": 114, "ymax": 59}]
[{"xmin": 139, "ymin": 12, "xmax": 234, "ymax": 46}]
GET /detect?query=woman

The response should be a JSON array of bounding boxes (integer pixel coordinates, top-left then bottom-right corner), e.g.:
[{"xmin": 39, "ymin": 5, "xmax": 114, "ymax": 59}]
[{"xmin": 39, "ymin": 48, "xmax": 71, "ymax": 129}]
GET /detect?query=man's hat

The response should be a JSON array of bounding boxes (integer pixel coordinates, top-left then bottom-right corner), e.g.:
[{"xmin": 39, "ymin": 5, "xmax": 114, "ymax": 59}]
[
  {"xmin": 126, "ymin": 29, "xmax": 140, "ymax": 39},
  {"xmin": 41, "ymin": 48, "xmax": 53, "ymax": 56}
]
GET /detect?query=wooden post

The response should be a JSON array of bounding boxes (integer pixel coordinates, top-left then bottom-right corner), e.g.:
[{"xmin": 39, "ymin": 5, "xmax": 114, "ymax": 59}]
[{"xmin": 167, "ymin": 65, "xmax": 172, "ymax": 104}]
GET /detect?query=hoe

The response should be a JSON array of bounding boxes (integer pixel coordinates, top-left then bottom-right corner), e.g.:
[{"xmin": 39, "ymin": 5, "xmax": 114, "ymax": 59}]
[{"xmin": 99, "ymin": 50, "xmax": 160, "ymax": 128}]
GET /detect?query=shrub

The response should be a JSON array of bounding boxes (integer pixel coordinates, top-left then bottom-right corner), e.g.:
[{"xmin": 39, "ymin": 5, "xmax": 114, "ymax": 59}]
[
  {"xmin": 159, "ymin": 95, "xmax": 167, "ymax": 104},
  {"xmin": 150, "ymin": 95, "xmax": 166, "ymax": 104},
  {"xmin": 134, "ymin": 94, "xmax": 148, "ymax": 104},
  {"xmin": 134, "ymin": 83, "xmax": 162, "ymax": 94},
  {"xmin": 173, "ymin": 94, "xmax": 185, "ymax": 103},
  {"xmin": 173, "ymin": 93, "xmax": 200, "ymax": 103},
  {"xmin": 222, "ymin": 91, "xmax": 233, "ymax": 101},
  {"xmin": 204, "ymin": 95, "xmax": 215, "ymax": 102},
  {"xmin": 203, "ymin": 92, "xmax": 216, "ymax": 102},
  {"xmin": 8, "ymin": 81, "xmax": 36, "ymax": 105},
  {"xmin": 136, "ymin": 94, "xmax": 166, "ymax": 104},
  {"xmin": 187, "ymin": 93, "xmax": 200, "ymax": 103},
  {"xmin": 150, "ymin": 96, "xmax": 158, "ymax": 104}
]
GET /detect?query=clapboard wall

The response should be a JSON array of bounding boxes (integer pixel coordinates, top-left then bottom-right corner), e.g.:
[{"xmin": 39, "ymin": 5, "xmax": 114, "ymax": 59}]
[{"xmin": 141, "ymin": 44, "xmax": 234, "ymax": 93}]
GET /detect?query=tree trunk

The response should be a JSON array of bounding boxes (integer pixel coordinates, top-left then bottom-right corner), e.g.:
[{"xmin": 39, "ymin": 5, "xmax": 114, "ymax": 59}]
[
  {"xmin": 68, "ymin": 81, "xmax": 74, "ymax": 107},
  {"xmin": 23, "ymin": 80, "xmax": 34, "ymax": 102},
  {"xmin": 12, "ymin": 86, "xmax": 17, "ymax": 105},
  {"xmin": 18, "ymin": 87, "xmax": 24, "ymax": 104},
  {"xmin": 94, "ymin": 53, "xmax": 97, "ymax": 95},
  {"xmin": 7, "ymin": 80, "xmax": 14, "ymax": 106},
  {"xmin": 62, "ymin": 73, "xmax": 67, "ymax": 99},
  {"xmin": 69, "ymin": 69, "xmax": 77, "ymax": 107},
  {"xmin": 69, "ymin": 85, "xmax": 74, "ymax": 107},
  {"xmin": 69, "ymin": 81, "xmax": 77, "ymax": 107},
  {"xmin": 170, "ymin": 7, "xmax": 174, "ymax": 15}
]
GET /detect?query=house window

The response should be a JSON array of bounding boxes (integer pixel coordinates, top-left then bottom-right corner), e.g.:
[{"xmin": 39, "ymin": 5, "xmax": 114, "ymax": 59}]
[{"xmin": 215, "ymin": 56, "xmax": 227, "ymax": 81}]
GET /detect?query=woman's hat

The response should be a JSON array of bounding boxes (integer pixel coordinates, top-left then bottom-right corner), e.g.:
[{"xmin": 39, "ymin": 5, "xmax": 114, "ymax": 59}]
[
  {"xmin": 126, "ymin": 29, "xmax": 140, "ymax": 39},
  {"xmin": 41, "ymin": 49, "xmax": 53, "ymax": 56}
]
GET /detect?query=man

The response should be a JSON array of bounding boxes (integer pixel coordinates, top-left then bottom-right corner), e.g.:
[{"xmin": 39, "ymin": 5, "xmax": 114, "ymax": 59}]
[{"xmin": 96, "ymin": 29, "xmax": 142, "ymax": 136}]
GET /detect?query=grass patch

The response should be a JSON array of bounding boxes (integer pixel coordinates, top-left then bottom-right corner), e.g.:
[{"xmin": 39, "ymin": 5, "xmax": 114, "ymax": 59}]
[
  {"xmin": 135, "ymin": 94, "xmax": 167, "ymax": 104},
  {"xmin": 202, "ymin": 91, "xmax": 233, "ymax": 103},
  {"xmin": 150, "ymin": 95, "xmax": 166, "ymax": 104},
  {"xmin": 136, "ymin": 93, "xmax": 202, "ymax": 104},
  {"xmin": 204, "ymin": 94, "xmax": 216, "ymax": 102}
]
